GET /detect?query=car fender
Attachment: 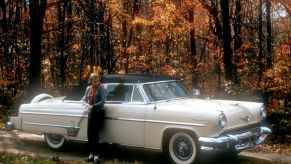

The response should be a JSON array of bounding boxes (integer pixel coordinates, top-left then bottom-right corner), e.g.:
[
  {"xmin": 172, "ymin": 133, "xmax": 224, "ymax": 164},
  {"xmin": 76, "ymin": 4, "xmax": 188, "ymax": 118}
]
[
  {"xmin": 30, "ymin": 93, "xmax": 53, "ymax": 103},
  {"xmin": 160, "ymin": 125, "xmax": 199, "ymax": 151}
]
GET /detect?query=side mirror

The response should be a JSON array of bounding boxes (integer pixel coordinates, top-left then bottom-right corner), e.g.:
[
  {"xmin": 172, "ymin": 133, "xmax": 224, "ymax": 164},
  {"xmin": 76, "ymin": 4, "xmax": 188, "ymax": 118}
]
[{"xmin": 192, "ymin": 89, "xmax": 201, "ymax": 97}]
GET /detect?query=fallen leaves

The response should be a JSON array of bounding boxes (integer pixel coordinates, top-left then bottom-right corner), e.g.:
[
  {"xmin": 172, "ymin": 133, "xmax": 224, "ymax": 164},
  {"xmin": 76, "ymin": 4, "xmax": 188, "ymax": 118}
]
[{"xmin": 248, "ymin": 143, "xmax": 291, "ymax": 155}]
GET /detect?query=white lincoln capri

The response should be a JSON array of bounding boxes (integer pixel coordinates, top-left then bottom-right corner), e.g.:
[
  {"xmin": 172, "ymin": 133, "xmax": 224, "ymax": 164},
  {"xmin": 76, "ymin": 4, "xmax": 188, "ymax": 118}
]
[{"xmin": 7, "ymin": 74, "xmax": 271, "ymax": 164}]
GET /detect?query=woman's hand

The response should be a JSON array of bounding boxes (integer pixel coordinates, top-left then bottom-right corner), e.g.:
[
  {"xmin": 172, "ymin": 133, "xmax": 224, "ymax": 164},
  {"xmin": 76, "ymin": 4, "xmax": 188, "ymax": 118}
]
[
  {"xmin": 88, "ymin": 105, "xmax": 93, "ymax": 111},
  {"xmin": 83, "ymin": 102, "xmax": 89, "ymax": 109},
  {"xmin": 83, "ymin": 105, "xmax": 93, "ymax": 115}
]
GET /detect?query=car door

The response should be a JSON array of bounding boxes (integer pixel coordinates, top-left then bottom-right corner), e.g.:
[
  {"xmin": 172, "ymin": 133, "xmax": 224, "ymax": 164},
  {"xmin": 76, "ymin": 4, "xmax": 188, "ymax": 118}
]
[{"xmin": 100, "ymin": 84, "xmax": 147, "ymax": 147}]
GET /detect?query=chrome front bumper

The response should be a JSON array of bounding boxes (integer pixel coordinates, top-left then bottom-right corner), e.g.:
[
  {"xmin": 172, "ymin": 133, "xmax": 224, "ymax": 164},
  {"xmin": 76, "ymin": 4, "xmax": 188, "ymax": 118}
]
[{"xmin": 199, "ymin": 127, "xmax": 271, "ymax": 152}]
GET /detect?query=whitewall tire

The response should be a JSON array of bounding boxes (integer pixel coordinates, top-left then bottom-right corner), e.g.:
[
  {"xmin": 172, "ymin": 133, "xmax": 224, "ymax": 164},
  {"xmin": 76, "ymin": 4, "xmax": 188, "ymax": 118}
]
[
  {"xmin": 44, "ymin": 134, "xmax": 66, "ymax": 150},
  {"xmin": 167, "ymin": 132, "xmax": 197, "ymax": 164}
]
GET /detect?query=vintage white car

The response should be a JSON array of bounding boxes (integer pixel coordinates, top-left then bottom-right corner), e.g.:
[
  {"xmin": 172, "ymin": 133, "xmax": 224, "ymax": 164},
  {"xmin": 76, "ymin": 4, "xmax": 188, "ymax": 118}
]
[{"xmin": 7, "ymin": 74, "xmax": 271, "ymax": 164}]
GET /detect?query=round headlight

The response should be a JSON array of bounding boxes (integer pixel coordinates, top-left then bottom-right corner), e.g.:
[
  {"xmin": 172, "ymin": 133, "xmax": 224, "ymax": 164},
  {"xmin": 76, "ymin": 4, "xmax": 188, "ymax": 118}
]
[
  {"xmin": 260, "ymin": 106, "xmax": 267, "ymax": 119},
  {"xmin": 218, "ymin": 112, "xmax": 227, "ymax": 128}
]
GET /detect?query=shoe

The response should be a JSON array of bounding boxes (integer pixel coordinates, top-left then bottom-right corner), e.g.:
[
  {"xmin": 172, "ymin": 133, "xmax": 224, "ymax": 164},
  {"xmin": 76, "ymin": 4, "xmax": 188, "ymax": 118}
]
[
  {"xmin": 87, "ymin": 154, "xmax": 94, "ymax": 162},
  {"xmin": 94, "ymin": 155, "xmax": 99, "ymax": 164}
]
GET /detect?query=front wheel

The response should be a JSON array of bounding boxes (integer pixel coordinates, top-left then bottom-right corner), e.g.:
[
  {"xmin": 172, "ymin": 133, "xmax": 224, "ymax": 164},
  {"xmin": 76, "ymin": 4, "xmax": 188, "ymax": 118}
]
[
  {"xmin": 44, "ymin": 133, "xmax": 67, "ymax": 150},
  {"xmin": 166, "ymin": 132, "xmax": 198, "ymax": 164}
]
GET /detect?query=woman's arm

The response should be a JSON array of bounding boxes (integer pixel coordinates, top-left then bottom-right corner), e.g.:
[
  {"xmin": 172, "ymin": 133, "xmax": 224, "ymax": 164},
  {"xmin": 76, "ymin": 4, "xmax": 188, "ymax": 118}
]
[
  {"xmin": 81, "ymin": 86, "xmax": 90, "ymax": 103},
  {"xmin": 93, "ymin": 85, "xmax": 106, "ymax": 110}
]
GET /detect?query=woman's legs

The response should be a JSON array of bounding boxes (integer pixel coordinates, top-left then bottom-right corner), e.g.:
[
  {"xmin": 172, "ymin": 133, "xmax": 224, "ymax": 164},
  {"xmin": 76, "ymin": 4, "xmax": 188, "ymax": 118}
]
[{"xmin": 87, "ymin": 110, "xmax": 104, "ymax": 158}]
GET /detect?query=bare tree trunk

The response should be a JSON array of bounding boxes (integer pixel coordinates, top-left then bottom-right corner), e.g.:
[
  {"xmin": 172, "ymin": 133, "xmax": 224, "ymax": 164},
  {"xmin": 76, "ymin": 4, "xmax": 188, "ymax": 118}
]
[
  {"xmin": 121, "ymin": 20, "xmax": 128, "ymax": 73},
  {"xmin": 14, "ymin": 0, "xmax": 23, "ymax": 94},
  {"xmin": 258, "ymin": 0, "xmax": 263, "ymax": 86},
  {"xmin": 0, "ymin": 0, "xmax": 7, "ymax": 91},
  {"xmin": 189, "ymin": 8, "xmax": 197, "ymax": 67},
  {"xmin": 0, "ymin": 0, "xmax": 10, "ymax": 77},
  {"xmin": 210, "ymin": 0, "xmax": 223, "ymax": 39},
  {"xmin": 89, "ymin": 0, "xmax": 96, "ymax": 71},
  {"xmin": 28, "ymin": 0, "xmax": 47, "ymax": 95},
  {"xmin": 57, "ymin": 0, "xmax": 68, "ymax": 94},
  {"xmin": 0, "ymin": 0, "xmax": 7, "ymax": 32},
  {"xmin": 106, "ymin": 11, "xmax": 113, "ymax": 74},
  {"xmin": 266, "ymin": 0, "xmax": 272, "ymax": 68},
  {"xmin": 97, "ymin": 2, "xmax": 106, "ymax": 71},
  {"xmin": 165, "ymin": 35, "xmax": 170, "ymax": 65},
  {"xmin": 188, "ymin": 7, "xmax": 199, "ymax": 88},
  {"xmin": 79, "ymin": 44, "xmax": 85, "ymax": 82},
  {"xmin": 233, "ymin": 0, "xmax": 242, "ymax": 85},
  {"xmin": 220, "ymin": 0, "xmax": 233, "ymax": 81}
]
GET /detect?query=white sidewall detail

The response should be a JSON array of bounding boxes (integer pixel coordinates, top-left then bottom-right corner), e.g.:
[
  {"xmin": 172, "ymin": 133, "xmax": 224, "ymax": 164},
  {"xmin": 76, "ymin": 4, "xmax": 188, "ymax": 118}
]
[
  {"xmin": 44, "ymin": 134, "xmax": 65, "ymax": 150},
  {"xmin": 168, "ymin": 132, "xmax": 196, "ymax": 164}
]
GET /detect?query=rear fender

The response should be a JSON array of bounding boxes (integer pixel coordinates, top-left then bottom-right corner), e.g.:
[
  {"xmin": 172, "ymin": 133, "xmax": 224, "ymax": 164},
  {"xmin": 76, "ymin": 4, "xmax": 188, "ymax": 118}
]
[{"xmin": 31, "ymin": 94, "xmax": 53, "ymax": 103}]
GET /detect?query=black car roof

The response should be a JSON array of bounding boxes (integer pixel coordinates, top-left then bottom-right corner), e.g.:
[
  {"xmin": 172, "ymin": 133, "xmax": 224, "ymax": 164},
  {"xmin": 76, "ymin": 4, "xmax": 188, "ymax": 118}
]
[{"xmin": 101, "ymin": 74, "xmax": 179, "ymax": 83}]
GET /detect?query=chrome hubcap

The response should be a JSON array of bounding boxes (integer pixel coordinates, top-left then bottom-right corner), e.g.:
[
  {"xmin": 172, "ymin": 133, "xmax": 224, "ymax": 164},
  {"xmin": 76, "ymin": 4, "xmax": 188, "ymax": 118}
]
[
  {"xmin": 173, "ymin": 136, "xmax": 193, "ymax": 161},
  {"xmin": 47, "ymin": 134, "xmax": 63, "ymax": 144}
]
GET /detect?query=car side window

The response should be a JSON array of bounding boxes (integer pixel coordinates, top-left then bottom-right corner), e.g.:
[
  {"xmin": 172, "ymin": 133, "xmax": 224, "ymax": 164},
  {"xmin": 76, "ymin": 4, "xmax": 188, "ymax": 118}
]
[
  {"xmin": 132, "ymin": 85, "xmax": 144, "ymax": 102},
  {"xmin": 106, "ymin": 84, "xmax": 133, "ymax": 102}
]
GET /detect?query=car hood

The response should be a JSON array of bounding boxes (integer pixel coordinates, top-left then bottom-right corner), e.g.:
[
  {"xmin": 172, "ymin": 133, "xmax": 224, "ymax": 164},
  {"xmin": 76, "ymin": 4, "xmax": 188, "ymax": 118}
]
[{"xmin": 156, "ymin": 98, "xmax": 264, "ymax": 128}]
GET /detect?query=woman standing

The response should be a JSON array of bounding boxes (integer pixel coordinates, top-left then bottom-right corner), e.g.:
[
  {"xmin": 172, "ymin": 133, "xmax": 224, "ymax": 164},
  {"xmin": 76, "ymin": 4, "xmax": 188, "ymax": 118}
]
[{"xmin": 82, "ymin": 73, "xmax": 106, "ymax": 163}]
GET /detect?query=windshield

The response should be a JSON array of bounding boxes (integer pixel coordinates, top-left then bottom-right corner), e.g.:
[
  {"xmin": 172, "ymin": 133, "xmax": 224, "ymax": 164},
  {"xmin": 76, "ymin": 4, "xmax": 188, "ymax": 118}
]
[{"xmin": 143, "ymin": 81, "xmax": 191, "ymax": 101}]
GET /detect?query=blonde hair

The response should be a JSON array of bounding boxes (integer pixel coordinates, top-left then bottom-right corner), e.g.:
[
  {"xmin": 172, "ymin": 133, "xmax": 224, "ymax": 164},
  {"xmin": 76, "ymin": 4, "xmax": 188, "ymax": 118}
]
[{"xmin": 89, "ymin": 73, "xmax": 100, "ymax": 83}]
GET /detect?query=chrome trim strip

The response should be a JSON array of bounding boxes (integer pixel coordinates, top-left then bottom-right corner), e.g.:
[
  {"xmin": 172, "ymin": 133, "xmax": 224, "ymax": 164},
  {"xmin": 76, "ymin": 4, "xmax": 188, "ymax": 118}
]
[
  {"xmin": 22, "ymin": 115, "xmax": 205, "ymax": 127},
  {"xmin": 107, "ymin": 117, "xmax": 144, "ymax": 122},
  {"xmin": 104, "ymin": 80, "xmax": 178, "ymax": 85},
  {"xmin": 105, "ymin": 101, "xmax": 148, "ymax": 105},
  {"xmin": 145, "ymin": 119, "xmax": 206, "ymax": 127},
  {"xmin": 20, "ymin": 111, "xmax": 87, "ymax": 118},
  {"xmin": 106, "ymin": 117, "xmax": 206, "ymax": 127},
  {"xmin": 23, "ymin": 122, "xmax": 79, "ymax": 129},
  {"xmin": 141, "ymin": 80, "xmax": 179, "ymax": 84},
  {"xmin": 117, "ymin": 143, "xmax": 161, "ymax": 151}
]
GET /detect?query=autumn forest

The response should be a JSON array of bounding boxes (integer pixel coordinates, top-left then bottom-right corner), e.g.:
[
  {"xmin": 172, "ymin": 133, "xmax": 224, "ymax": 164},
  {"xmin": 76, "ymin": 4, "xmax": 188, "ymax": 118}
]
[{"xmin": 0, "ymin": 0, "xmax": 290, "ymax": 146}]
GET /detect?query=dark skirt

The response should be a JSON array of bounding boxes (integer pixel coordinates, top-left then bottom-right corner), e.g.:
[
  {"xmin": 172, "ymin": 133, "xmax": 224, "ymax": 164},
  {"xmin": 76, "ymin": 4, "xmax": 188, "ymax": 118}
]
[{"xmin": 87, "ymin": 109, "xmax": 105, "ymax": 154}]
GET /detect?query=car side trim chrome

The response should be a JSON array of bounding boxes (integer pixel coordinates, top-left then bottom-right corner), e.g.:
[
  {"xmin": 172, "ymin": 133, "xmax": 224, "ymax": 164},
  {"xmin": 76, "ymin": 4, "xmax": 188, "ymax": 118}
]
[
  {"xmin": 105, "ymin": 117, "xmax": 206, "ymax": 127},
  {"xmin": 20, "ymin": 114, "xmax": 206, "ymax": 127},
  {"xmin": 145, "ymin": 119, "xmax": 206, "ymax": 127},
  {"xmin": 23, "ymin": 122, "xmax": 78, "ymax": 129},
  {"xmin": 20, "ymin": 111, "xmax": 87, "ymax": 118}
]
